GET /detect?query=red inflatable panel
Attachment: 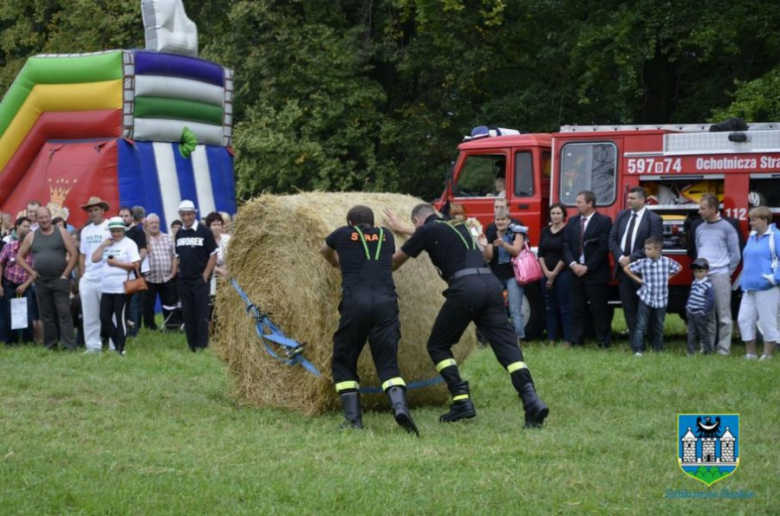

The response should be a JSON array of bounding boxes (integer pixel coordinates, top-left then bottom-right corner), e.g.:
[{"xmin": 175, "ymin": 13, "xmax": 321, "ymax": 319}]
[
  {"xmin": 2, "ymin": 140, "xmax": 120, "ymax": 228},
  {"xmin": 0, "ymin": 109, "xmax": 122, "ymax": 201}
]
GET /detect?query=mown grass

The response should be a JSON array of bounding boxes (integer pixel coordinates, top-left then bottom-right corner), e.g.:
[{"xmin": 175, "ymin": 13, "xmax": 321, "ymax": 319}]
[{"xmin": 0, "ymin": 313, "xmax": 777, "ymax": 515}]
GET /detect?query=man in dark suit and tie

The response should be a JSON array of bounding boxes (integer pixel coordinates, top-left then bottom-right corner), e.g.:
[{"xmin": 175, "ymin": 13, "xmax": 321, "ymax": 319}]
[
  {"xmin": 563, "ymin": 191, "xmax": 614, "ymax": 348},
  {"xmin": 609, "ymin": 186, "xmax": 663, "ymax": 344}
]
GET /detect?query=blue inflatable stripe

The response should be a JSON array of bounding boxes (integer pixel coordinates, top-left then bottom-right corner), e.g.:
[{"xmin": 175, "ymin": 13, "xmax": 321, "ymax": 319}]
[
  {"xmin": 205, "ymin": 146, "xmax": 237, "ymax": 215},
  {"xmin": 118, "ymin": 140, "xmax": 168, "ymax": 230},
  {"xmin": 172, "ymin": 143, "xmax": 201, "ymax": 214},
  {"xmin": 117, "ymin": 140, "xmax": 147, "ymax": 211},
  {"xmin": 134, "ymin": 51, "xmax": 225, "ymax": 87}
]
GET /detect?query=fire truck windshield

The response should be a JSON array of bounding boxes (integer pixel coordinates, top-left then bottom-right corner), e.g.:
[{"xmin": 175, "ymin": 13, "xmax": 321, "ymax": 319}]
[{"xmin": 560, "ymin": 142, "xmax": 617, "ymax": 206}]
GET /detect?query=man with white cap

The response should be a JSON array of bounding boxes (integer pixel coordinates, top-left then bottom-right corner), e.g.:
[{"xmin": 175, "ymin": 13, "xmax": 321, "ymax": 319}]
[
  {"xmin": 79, "ymin": 196, "xmax": 112, "ymax": 353},
  {"xmin": 174, "ymin": 200, "xmax": 217, "ymax": 351}
]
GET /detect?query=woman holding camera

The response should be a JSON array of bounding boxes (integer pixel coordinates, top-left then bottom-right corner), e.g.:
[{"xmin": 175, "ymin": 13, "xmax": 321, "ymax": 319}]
[{"xmin": 91, "ymin": 217, "xmax": 140, "ymax": 355}]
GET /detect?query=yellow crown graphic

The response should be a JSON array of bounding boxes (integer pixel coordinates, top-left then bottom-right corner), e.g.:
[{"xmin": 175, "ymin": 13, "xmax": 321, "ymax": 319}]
[{"xmin": 48, "ymin": 178, "xmax": 77, "ymax": 206}]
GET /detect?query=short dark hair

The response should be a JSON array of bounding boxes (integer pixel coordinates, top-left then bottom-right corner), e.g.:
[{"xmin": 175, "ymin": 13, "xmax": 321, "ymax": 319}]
[
  {"xmin": 645, "ymin": 235, "xmax": 663, "ymax": 249},
  {"xmin": 549, "ymin": 202, "xmax": 567, "ymax": 220},
  {"xmin": 577, "ymin": 191, "xmax": 596, "ymax": 207},
  {"xmin": 204, "ymin": 212, "xmax": 223, "ymax": 228},
  {"xmin": 700, "ymin": 193, "xmax": 719, "ymax": 210},
  {"xmin": 171, "ymin": 219, "xmax": 183, "ymax": 228},
  {"xmin": 629, "ymin": 186, "xmax": 647, "ymax": 200},
  {"xmin": 119, "ymin": 206, "xmax": 132, "ymax": 215},
  {"xmin": 52, "ymin": 217, "xmax": 65, "ymax": 226},
  {"xmin": 131, "ymin": 206, "xmax": 146, "ymax": 222},
  {"xmin": 26, "ymin": 200, "xmax": 41, "ymax": 208},
  {"xmin": 346, "ymin": 205, "xmax": 374, "ymax": 227},
  {"xmin": 411, "ymin": 203, "xmax": 435, "ymax": 222},
  {"xmin": 15, "ymin": 216, "xmax": 30, "ymax": 229}
]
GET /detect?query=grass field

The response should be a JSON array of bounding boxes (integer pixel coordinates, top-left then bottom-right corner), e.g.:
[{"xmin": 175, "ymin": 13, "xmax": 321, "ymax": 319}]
[{"xmin": 1, "ymin": 312, "xmax": 777, "ymax": 514}]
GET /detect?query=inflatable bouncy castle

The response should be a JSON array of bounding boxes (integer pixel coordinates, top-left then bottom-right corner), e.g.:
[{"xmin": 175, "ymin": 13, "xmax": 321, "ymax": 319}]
[{"xmin": 0, "ymin": 0, "xmax": 235, "ymax": 229}]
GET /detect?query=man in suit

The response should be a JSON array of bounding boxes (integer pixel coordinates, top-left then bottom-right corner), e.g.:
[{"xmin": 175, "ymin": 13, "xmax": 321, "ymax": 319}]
[
  {"xmin": 563, "ymin": 191, "xmax": 614, "ymax": 348},
  {"xmin": 609, "ymin": 186, "xmax": 663, "ymax": 344}
]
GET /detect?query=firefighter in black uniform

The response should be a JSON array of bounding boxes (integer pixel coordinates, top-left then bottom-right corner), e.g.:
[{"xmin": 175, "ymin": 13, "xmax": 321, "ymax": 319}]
[
  {"xmin": 320, "ymin": 205, "xmax": 418, "ymax": 435},
  {"xmin": 387, "ymin": 204, "xmax": 549, "ymax": 427}
]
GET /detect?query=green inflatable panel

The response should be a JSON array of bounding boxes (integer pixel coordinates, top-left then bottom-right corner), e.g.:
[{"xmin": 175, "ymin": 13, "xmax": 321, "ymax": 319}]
[{"xmin": 134, "ymin": 96, "xmax": 224, "ymax": 126}]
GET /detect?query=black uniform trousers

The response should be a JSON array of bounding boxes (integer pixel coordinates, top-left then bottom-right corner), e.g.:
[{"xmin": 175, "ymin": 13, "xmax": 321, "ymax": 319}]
[
  {"xmin": 179, "ymin": 276, "xmax": 210, "ymax": 350},
  {"xmin": 617, "ymin": 272, "xmax": 640, "ymax": 342},
  {"xmin": 143, "ymin": 278, "xmax": 177, "ymax": 330},
  {"xmin": 332, "ymin": 286, "xmax": 401, "ymax": 387},
  {"xmin": 570, "ymin": 276, "xmax": 611, "ymax": 347},
  {"xmin": 428, "ymin": 274, "xmax": 525, "ymax": 376}
]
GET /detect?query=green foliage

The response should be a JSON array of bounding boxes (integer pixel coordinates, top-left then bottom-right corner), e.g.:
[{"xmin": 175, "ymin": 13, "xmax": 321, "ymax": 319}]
[{"xmin": 3, "ymin": 0, "xmax": 780, "ymax": 200}]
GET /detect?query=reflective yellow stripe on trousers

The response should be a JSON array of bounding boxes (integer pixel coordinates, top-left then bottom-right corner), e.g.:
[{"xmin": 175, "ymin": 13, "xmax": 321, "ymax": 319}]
[
  {"xmin": 507, "ymin": 361, "xmax": 527, "ymax": 373},
  {"xmin": 436, "ymin": 359, "xmax": 457, "ymax": 372},
  {"xmin": 335, "ymin": 381, "xmax": 359, "ymax": 392},
  {"xmin": 381, "ymin": 377, "xmax": 407, "ymax": 391}
]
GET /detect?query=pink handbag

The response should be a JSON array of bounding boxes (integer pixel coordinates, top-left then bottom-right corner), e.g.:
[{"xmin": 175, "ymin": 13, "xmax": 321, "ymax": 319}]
[{"xmin": 511, "ymin": 243, "xmax": 544, "ymax": 285}]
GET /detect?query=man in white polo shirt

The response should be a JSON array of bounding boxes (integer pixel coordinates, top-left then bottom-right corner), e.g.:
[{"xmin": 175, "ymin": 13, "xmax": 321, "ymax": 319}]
[{"xmin": 79, "ymin": 196, "xmax": 111, "ymax": 353}]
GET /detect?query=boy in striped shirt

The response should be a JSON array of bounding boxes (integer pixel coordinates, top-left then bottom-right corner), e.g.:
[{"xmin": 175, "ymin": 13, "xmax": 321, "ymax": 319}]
[
  {"xmin": 686, "ymin": 258, "xmax": 715, "ymax": 355},
  {"xmin": 624, "ymin": 236, "xmax": 682, "ymax": 355}
]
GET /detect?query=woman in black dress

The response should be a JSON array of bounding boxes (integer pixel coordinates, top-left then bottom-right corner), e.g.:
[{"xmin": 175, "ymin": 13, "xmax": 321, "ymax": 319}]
[{"xmin": 538, "ymin": 203, "xmax": 572, "ymax": 346}]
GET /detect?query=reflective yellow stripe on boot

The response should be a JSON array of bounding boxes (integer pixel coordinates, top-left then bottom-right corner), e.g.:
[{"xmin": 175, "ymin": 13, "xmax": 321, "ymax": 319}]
[
  {"xmin": 453, "ymin": 394, "xmax": 469, "ymax": 401},
  {"xmin": 381, "ymin": 377, "xmax": 407, "ymax": 391},
  {"xmin": 507, "ymin": 362, "xmax": 527, "ymax": 373},
  {"xmin": 335, "ymin": 381, "xmax": 359, "ymax": 393}
]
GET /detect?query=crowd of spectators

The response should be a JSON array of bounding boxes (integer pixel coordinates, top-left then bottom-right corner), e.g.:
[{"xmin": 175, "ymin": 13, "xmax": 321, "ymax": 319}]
[
  {"xmin": 452, "ymin": 186, "xmax": 778, "ymax": 359},
  {"xmin": 0, "ymin": 197, "xmax": 233, "ymax": 355}
]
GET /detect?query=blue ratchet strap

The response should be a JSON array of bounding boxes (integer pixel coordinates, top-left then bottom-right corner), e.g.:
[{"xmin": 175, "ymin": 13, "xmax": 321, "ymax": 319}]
[
  {"xmin": 230, "ymin": 279, "xmax": 321, "ymax": 376},
  {"xmin": 229, "ymin": 279, "xmax": 444, "ymax": 391}
]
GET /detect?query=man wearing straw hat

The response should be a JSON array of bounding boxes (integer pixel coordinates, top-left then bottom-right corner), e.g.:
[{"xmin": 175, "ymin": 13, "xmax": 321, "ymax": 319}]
[
  {"xmin": 174, "ymin": 200, "xmax": 217, "ymax": 351},
  {"xmin": 79, "ymin": 196, "xmax": 112, "ymax": 353},
  {"xmin": 320, "ymin": 205, "xmax": 418, "ymax": 435},
  {"xmin": 386, "ymin": 204, "xmax": 549, "ymax": 428}
]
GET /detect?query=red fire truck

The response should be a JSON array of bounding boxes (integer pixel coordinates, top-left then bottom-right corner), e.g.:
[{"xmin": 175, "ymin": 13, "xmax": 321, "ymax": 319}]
[{"xmin": 436, "ymin": 123, "xmax": 780, "ymax": 339}]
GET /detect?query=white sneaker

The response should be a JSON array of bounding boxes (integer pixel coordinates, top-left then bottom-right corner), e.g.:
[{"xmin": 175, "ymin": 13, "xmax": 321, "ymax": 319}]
[
  {"xmin": 83, "ymin": 349, "xmax": 101, "ymax": 355},
  {"xmin": 759, "ymin": 354, "xmax": 772, "ymax": 361},
  {"xmin": 634, "ymin": 352, "xmax": 643, "ymax": 357},
  {"xmin": 745, "ymin": 354, "xmax": 758, "ymax": 360}
]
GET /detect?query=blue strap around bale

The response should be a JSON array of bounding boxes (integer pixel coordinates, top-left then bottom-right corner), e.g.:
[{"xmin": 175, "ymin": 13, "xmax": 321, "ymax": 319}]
[{"xmin": 229, "ymin": 278, "xmax": 445, "ymax": 392}]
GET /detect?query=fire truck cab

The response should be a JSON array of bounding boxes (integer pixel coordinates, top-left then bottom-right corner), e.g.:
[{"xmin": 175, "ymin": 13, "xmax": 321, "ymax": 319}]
[{"xmin": 437, "ymin": 123, "xmax": 780, "ymax": 339}]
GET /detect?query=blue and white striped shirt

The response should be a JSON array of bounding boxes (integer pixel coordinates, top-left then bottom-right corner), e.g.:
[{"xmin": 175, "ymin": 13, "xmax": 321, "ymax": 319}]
[
  {"xmin": 629, "ymin": 256, "xmax": 682, "ymax": 308},
  {"xmin": 687, "ymin": 278, "xmax": 715, "ymax": 315}
]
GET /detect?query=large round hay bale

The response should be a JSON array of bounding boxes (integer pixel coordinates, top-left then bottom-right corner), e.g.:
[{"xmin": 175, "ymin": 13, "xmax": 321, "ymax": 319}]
[{"xmin": 214, "ymin": 192, "xmax": 477, "ymax": 415}]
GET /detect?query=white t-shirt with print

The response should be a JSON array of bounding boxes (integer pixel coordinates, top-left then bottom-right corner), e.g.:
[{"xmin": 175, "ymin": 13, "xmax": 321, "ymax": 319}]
[
  {"xmin": 80, "ymin": 220, "xmax": 111, "ymax": 281},
  {"xmin": 99, "ymin": 237, "xmax": 141, "ymax": 294}
]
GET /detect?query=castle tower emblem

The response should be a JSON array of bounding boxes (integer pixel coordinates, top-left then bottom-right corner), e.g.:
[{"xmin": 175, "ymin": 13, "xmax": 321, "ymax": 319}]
[
  {"xmin": 677, "ymin": 414, "xmax": 740, "ymax": 486},
  {"xmin": 47, "ymin": 178, "xmax": 76, "ymax": 221}
]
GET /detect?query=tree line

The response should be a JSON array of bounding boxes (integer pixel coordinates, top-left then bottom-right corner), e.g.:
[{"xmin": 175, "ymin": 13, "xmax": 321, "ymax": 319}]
[{"xmin": 2, "ymin": 0, "xmax": 779, "ymax": 201}]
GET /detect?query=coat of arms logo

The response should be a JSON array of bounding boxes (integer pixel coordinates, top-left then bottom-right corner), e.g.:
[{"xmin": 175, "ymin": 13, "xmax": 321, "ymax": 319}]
[{"xmin": 678, "ymin": 414, "xmax": 739, "ymax": 486}]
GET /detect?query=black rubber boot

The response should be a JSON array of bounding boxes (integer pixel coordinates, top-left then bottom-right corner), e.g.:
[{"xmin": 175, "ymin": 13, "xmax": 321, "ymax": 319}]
[
  {"xmin": 386, "ymin": 386, "xmax": 419, "ymax": 436},
  {"xmin": 515, "ymin": 370, "xmax": 549, "ymax": 428},
  {"xmin": 339, "ymin": 391, "xmax": 363, "ymax": 430},
  {"xmin": 439, "ymin": 381, "xmax": 477, "ymax": 422}
]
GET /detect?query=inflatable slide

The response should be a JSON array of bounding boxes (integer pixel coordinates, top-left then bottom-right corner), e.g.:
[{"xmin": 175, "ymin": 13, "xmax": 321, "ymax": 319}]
[{"xmin": 0, "ymin": 0, "xmax": 235, "ymax": 229}]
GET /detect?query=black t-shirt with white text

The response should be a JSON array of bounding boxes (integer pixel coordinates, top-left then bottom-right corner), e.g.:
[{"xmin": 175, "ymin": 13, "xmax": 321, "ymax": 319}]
[
  {"xmin": 175, "ymin": 222, "xmax": 217, "ymax": 279},
  {"xmin": 325, "ymin": 225, "xmax": 395, "ymax": 289}
]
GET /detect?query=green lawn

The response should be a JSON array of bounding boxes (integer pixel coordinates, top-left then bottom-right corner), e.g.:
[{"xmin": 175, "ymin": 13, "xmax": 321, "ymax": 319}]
[{"xmin": 0, "ymin": 315, "xmax": 777, "ymax": 514}]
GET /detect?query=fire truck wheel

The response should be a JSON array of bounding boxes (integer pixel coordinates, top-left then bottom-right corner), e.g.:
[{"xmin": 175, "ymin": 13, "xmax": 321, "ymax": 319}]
[{"xmin": 523, "ymin": 283, "xmax": 545, "ymax": 341}]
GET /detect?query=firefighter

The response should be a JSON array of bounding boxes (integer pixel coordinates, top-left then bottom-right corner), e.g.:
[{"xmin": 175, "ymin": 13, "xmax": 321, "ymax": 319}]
[
  {"xmin": 385, "ymin": 204, "xmax": 549, "ymax": 427},
  {"xmin": 320, "ymin": 205, "xmax": 418, "ymax": 435}
]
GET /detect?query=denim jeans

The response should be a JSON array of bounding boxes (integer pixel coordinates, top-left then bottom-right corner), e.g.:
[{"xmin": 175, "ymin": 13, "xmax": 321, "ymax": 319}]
[
  {"xmin": 500, "ymin": 276, "xmax": 525, "ymax": 340},
  {"xmin": 541, "ymin": 270, "xmax": 573, "ymax": 342},
  {"xmin": 633, "ymin": 300, "xmax": 666, "ymax": 352}
]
